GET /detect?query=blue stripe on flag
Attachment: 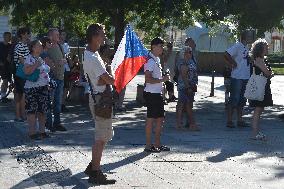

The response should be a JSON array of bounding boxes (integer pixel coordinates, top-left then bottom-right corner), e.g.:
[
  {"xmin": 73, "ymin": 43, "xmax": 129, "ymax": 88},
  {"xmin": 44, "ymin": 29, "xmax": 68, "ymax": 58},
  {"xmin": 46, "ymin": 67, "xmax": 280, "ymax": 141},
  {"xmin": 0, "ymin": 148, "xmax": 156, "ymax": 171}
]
[{"xmin": 125, "ymin": 26, "xmax": 149, "ymax": 58}]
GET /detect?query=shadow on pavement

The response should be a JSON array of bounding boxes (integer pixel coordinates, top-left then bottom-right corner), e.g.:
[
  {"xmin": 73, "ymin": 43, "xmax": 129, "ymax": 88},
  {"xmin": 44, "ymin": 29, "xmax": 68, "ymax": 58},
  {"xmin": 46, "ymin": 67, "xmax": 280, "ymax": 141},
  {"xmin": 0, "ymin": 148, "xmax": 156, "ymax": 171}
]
[{"xmin": 1, "ymin": 95, "xmax": 284, "ymax": 185}]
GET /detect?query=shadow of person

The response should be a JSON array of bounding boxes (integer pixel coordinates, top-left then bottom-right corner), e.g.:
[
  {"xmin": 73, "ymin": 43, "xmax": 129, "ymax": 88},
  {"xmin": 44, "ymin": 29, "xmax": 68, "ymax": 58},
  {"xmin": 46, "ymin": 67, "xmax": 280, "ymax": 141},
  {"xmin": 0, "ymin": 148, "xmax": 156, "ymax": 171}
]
[
  {"xmin": 102, "ymin": 151, "xmax": 150, "ymax": 173},
  {"xmin": 10, "ymin": 168, "xmax": 88, "ymax": 189}
]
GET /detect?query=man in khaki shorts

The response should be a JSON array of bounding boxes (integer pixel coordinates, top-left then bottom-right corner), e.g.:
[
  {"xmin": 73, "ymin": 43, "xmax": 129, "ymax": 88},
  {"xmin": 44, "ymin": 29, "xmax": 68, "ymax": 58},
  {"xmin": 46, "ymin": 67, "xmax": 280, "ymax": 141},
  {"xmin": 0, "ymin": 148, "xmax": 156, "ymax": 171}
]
[{"xmin": 83, "ymin": 23, "xmax": 116, "ymax": 185}]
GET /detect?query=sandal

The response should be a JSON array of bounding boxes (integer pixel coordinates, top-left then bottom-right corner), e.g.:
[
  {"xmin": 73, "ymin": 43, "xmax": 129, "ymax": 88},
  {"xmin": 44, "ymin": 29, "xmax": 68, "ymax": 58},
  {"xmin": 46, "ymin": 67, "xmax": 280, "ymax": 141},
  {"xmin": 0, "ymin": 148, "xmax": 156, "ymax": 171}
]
[
  {"xmin": 158, "ymin": 145, "xmax": 170, "ymax": 151},
  {"xmin": 144, "ymin": 146, "xmax": 161, "ymax": 153},
  {"xmin": 226, "ymin": 122, "xmax": 235, "ymax": 128}
]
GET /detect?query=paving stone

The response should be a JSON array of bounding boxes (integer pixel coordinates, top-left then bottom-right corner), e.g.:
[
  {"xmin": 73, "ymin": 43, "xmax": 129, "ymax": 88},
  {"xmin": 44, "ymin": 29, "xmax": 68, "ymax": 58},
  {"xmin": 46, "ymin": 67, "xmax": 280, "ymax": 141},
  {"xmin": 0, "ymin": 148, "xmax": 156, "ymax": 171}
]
[{"xmin": 0, "ymin": 75, "xmax": 284, "ymax": 189}]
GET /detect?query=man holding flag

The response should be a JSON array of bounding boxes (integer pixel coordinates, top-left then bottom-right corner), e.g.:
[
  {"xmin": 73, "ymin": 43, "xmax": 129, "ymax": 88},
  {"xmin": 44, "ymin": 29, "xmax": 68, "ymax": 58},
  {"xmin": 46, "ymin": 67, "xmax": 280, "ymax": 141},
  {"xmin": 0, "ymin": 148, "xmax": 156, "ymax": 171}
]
[
  {"xmin": 84, "ymin": 24, "xmax": 153, "ymax": 184},
  {"xmin": 83, "ymin": 24, "xmax": 116, "ymax": 185}
]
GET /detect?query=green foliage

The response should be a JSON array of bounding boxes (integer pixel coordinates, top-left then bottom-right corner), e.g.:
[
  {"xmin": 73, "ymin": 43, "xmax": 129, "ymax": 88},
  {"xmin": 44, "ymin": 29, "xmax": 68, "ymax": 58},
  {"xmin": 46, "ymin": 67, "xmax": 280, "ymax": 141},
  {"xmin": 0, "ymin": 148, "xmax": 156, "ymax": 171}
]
[
  {"xmin": 191, "ymin": 0, "xmax": 284, "ymax": 35},
  {"xmin": 267, "ymin": 52, "xmax": 284, "ymax": 63},
  {"xmin": 1, "ymin": 0, "xmax": 284, "ymax": 43},
  {"xmin": 272, "ymin": 67, "xmax": 284, "ymax": 75}
]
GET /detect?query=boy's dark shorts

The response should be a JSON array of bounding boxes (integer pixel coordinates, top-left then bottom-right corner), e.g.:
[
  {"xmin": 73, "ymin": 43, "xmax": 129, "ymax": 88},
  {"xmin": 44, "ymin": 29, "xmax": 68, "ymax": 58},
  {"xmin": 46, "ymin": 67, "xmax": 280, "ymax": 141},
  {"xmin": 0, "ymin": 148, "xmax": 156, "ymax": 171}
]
[{"xmin": 144, "ymin": 92, "xmax": 164, "ymax": 119}]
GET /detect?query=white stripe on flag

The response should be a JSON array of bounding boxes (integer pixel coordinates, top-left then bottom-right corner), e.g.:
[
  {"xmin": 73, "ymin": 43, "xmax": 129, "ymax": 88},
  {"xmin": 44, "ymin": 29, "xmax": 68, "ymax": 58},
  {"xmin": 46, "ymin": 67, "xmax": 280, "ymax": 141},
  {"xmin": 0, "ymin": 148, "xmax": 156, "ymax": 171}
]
[{"xmin": 111, "ymin": 31, "xmax": 127, "ymax": 74}]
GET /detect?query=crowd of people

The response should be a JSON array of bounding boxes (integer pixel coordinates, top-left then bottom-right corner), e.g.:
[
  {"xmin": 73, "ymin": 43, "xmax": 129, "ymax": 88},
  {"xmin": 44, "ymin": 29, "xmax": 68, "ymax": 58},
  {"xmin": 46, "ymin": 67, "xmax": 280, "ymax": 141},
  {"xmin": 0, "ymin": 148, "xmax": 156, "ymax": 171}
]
[{"xmin": 0, "ymin": 24, "xmax": 280, "ymax": 185}]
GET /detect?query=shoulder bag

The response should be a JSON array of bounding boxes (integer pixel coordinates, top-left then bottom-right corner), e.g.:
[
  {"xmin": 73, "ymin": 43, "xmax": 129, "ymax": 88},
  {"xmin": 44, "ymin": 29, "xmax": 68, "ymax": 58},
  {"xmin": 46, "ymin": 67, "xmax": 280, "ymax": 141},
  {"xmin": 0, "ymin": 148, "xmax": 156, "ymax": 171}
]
[
  {"xmin": 244, "ymin": 67, "xmax": 267, "ymax": 101},
  {"xmin": 87, "ymin": 75, "xmax": 113, "ymax": 119},
  {"xmin": 16, "ymin": 63, "xmax": 40, "ymax": 82}
]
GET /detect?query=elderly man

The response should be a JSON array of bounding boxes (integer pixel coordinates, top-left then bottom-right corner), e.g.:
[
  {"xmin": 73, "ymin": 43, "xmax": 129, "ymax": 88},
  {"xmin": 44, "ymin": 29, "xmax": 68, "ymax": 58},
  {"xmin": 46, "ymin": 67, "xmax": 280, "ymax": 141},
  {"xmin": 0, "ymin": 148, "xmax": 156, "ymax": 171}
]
[{"xmin": 46, "ymin": 28, "xmax": 67, "ymax": 132}]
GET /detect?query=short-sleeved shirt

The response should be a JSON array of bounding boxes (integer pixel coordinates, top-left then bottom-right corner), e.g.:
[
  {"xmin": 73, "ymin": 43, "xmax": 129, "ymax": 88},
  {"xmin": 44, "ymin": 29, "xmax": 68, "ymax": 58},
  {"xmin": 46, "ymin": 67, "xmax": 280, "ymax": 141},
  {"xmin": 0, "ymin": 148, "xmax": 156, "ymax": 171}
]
[
  {"xmin": 144, "ymin": 52, "xmax": 163, "ymax": 94},
  {"xmin": 177, "ymin": 58, "xmax": 198, "ymax": 91},
  {"xmin": 47, "ymin": 44, "xmax": 65, "ymax": 80},
  {"xmin": 24, "ymin": 54, "xmax": 50, "ymax": 89},
  {"xmin": 226, "ymin": 42, "xmax": 250, "ymax": 80},
  {"xmin": 83, "ymin": 50, "xmax": 107, "ymax": 94},
  {"xmin": 14, "ymin": 42, "xmax": 30, "ymax": 67}
]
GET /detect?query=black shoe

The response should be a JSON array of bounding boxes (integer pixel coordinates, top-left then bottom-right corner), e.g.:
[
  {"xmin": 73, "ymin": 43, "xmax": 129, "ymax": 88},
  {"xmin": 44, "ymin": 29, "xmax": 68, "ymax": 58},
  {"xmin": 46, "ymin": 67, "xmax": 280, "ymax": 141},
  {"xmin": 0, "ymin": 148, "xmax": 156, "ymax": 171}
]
[
  {"xmin": 84, "ymin": 162, "xmax": 92, "ymax": 176},
  {"xmin": 53, "ymin": 124, "xmax": 67, "ymax": 131},
  {"xmin": 1, "ymin": 97, "xmax": 11, "ymax": 103},
  {"xmin": 144, "ymin": 146, "xmax": 161, "ymax": 153},
  {"xmin": 47, "ymin": 126, "xmax": 56, "ymax": 133},
  {"xmin": 158, "ymin": 145, "xmax": 170, "ymax": 151},
  {"xmin": 88, "ymin": 170, "xmax": 116, "ymax": 185},
  {"xmin": 61, "ymin": 105, "xmax": 69, "ymax": 112}
]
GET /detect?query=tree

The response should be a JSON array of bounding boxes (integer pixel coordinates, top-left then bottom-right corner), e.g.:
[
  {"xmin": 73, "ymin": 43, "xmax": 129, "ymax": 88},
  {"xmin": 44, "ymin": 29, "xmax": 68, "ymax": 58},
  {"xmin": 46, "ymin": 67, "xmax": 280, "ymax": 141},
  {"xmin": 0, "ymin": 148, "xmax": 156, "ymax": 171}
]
[
  {"xmin": 1, "ymin": 0, "xmax": 284, "ymax": 44},
  {"xmin": 0, "ymin": 0, "xmax": 197, "ymax": 45},
  {"xmin": 191, "ymin": 0, "xmax": 284, "ymax": 36}
]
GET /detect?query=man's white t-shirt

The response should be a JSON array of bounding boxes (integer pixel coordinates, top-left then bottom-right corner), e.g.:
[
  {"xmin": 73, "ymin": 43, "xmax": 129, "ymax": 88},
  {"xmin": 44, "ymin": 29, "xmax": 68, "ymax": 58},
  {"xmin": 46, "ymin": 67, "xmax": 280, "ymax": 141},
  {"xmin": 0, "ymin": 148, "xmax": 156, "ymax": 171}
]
[
  {"xmin": 144, "ymin": 52, "xmax": 163, "ymax": 94},
  {"xmin": 83, "ymin": 50, "xmax": 107, "ymax": 94},
  {"xmin": 226, "ymin": 42, "xmax": 250, "ymax": 80}
]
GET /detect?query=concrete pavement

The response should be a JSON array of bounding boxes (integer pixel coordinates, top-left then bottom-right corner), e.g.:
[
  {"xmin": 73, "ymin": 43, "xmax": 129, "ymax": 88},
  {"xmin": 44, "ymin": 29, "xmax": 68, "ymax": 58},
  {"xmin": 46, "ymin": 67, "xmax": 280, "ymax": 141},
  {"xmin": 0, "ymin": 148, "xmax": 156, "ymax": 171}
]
[{"xmin": 0, "ymin": 75, "xmax": 284, "ymax": 189}]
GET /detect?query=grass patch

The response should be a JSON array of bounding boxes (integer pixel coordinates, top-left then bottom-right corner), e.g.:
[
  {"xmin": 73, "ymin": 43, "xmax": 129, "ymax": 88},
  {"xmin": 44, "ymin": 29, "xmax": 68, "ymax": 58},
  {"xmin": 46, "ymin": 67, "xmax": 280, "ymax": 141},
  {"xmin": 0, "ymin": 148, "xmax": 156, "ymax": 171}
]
[{"xmin": 272, "ymin": 67, "xmax": 284, "ymax": 75}]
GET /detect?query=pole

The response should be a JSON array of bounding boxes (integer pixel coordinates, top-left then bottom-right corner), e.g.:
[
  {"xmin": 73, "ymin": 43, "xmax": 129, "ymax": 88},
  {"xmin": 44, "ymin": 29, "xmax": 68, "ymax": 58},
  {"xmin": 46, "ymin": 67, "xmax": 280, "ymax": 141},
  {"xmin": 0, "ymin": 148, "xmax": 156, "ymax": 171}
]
[
  {"xmin": 210, "ymin": 70, "xmax": 215, "ymax": 97},
  {"xmin": 209, "ymin": 35, "xmax": 215, "ymax": 97}
]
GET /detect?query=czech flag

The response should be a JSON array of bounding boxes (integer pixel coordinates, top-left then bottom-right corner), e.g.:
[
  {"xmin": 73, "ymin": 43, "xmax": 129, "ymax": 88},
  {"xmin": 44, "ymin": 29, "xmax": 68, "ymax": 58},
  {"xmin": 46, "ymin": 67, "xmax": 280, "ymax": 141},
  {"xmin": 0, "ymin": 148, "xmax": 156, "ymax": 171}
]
[{"xmin": 111, "ymin": 25, "xmax": 148, "ymax": 93}]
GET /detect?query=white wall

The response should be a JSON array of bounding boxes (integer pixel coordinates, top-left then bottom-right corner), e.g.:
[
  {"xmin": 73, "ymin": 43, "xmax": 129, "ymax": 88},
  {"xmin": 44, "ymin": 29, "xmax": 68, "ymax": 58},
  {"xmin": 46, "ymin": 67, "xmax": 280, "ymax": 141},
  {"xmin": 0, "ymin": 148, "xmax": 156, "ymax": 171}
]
[{"xmin": 0, "ymin": 15, "xmax": 10, "ymax": 41}]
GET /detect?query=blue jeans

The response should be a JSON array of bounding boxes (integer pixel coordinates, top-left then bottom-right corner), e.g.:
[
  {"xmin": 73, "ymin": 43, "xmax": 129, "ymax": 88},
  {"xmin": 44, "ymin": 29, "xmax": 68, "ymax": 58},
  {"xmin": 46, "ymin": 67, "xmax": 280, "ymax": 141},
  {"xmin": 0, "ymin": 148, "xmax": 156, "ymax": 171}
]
[
  {"xmin": 47, "ymin": 79, "xmax": 64, "ymax": 127},
  {"xmin": 229, "ymin": 78, "xmax": 248, "ymax": 108}
]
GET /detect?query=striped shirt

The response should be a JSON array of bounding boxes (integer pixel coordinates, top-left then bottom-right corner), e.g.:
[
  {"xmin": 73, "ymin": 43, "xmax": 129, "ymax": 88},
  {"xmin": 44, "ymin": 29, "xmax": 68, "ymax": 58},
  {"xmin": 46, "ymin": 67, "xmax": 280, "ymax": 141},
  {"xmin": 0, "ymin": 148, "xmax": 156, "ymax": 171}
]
[{"xmin": 14, "ymin": 42, "xmax": 30, "ymax": 66}]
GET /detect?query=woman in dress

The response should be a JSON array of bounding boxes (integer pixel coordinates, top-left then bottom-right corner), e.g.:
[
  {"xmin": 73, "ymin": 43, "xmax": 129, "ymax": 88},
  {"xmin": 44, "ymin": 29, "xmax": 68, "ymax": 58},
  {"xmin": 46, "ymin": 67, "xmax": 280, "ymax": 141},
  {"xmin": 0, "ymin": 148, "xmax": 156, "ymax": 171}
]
[
  {"xmin": 176, "ymin": 46, "xmax": 200, "ymax": 131},
  {"xmin": 250, "ymin": 39, "xmax": 273, "ymax": 140},
  {"xmin": 24, "ymin": 40, "xmax": 50, "ymax": 140}
]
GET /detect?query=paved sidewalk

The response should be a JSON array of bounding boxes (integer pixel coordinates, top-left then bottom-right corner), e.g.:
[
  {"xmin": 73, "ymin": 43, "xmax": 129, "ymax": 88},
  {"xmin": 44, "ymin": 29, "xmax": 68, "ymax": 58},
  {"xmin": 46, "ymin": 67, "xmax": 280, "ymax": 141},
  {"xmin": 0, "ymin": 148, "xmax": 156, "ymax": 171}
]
[{"xmin": 0, "ymin": 75, "xmax": 284, "ymax": 189}]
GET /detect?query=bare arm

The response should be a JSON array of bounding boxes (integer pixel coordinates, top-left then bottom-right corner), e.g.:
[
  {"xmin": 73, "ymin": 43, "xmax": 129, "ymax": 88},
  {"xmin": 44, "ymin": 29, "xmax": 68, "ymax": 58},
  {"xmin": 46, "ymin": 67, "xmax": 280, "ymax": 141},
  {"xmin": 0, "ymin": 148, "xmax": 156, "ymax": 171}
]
[
  {"xmin": 145, "ymin": 71, "xmax": 169, "ymax": 84},
  {"xmin": 44, "ymin": 57, "xmax": 55, "ymax": 69},
  {"xmin": 24, "ymin": 61, "xmax": 41, "ymax": 75},
  {"xmin": 224, "ymin": 52, "xmax": 237, "ymax": 68},
  {"xmin": 254, "ymin": 58, "xmax": 272, "ymax": 78},
  {"xmin": 98, "ymin": 72, "xmax": 115, "ymax": 85}
]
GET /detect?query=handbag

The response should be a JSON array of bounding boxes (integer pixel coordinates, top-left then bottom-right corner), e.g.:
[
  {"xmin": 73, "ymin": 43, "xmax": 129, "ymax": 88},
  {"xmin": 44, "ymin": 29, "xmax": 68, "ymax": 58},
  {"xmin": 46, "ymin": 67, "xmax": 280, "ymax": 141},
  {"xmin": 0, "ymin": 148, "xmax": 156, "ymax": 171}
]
[
  {"xmin": 87, "ymin": 75, "xmax": 113, "ymax": 119},
  {"xmin": 94, "ymin": 85, "xmax": 113, "ymax": 119},
  {"xmin": 16, "ymin": 63, "xmax": 40, "ymax": 82},
  {"xmin": 244, "ymin": 67, "xmax": 267, "ymax": 101}
]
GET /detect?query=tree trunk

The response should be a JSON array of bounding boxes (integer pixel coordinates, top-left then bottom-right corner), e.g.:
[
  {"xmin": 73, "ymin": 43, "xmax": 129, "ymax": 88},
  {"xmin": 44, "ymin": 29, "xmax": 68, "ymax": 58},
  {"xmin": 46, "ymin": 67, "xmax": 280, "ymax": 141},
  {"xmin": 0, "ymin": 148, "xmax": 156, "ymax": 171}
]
[{"xmin": 112, "ymin": 8, "xmax": 126, "ymax": 50}]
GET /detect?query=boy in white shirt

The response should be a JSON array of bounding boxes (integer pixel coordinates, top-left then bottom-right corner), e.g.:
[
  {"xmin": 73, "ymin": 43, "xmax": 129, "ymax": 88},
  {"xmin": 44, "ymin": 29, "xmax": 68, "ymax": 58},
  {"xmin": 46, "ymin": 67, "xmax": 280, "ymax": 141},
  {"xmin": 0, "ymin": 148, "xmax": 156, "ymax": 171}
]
[{"xmin": 144, "ymin": 37, "xmax": 170, "ymax": 153}]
